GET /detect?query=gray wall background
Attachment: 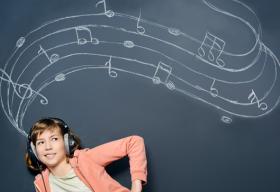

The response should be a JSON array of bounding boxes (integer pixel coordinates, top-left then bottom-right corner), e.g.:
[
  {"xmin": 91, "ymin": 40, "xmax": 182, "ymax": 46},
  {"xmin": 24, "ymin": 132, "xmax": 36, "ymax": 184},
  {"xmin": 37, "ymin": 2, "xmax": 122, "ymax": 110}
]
[{"xmin": 0, "ymin": 0, "xmax": 280, "ymax": 191}]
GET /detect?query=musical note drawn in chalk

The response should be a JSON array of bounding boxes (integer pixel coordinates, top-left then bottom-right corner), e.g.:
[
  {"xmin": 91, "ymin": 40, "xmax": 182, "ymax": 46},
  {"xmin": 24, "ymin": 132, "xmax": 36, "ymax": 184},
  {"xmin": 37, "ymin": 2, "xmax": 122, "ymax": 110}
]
[
  {"xmin": 210, "ymin": 79, "xmax": 218, "ymax": 97},
  {"xmin": 123, "ymin": 40, "xmax": 135, "ymax": 48},
  {"xmin": 75, "ymin": 26, "xmax": 92, "ymax": 45},
  {"xmin": 248, "ymin": 89, "xmax": 268, "ymax": 111},
  {"xmin": 92, "ymin": 37, "xmax": 100, "ymax": 45},
  {"xmin": 17, "ymin": 83, "xmax": 48, "ymax": 105},
  {"xmin": 168, "ymin": 28, "xmax": 181, "ymax": 36},
  {"xmin": 55, "ymin": 73, "xmax": 66, "ymax": 82},
  {"xmin": 152, "ymin": 62, "xmax": 175, "ymax": 90},
  {"xmin": 96, "ymin": 0, "xmax": 115, "ymax": 18},
  {"xmin": 50, "ymin": 54, "xmax": 59, "ymax": 63},
  {"xmin": 16, "ymin": 37, "xmax": 25, "ymax": 48},
  {"xmin": 221, "ymin": 116, "xmax": 232, "ymax": 124},
  {"xmin": 198, "ymin": 32, "xmax": 225, "ymax": 67},
  {"xmin": 136, "ymin": 9, "xmax": 145, "ymax": 34},
  {"xmin": 105, "ymin": 56, "xmax": 118, "ymax": 78},
  {"xmin": 17, "ymin": 83, "xmax": 33, "ymax": 99},
  {"xmin": 38, "ymin": 45, "xmax": 60, "ymax": 64},
  {"xmin": 0, "ymin": 68, "xmax": 49, "ymax": 105},
  {"xmin": 75, "ymin": 26, "xmax": 100, "ymax": 45}
]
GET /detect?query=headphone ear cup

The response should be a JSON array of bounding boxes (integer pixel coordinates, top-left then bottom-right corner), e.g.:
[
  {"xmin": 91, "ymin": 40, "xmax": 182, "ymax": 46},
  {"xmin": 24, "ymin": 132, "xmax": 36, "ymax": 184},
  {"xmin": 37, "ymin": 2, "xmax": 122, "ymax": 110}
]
[
  {"xmin": 30, "ymin": 142, "xmax": 38, "ymax": 159},
  {"xmin": 64, "ymin": 133, "xmax": 75, "ymax": 155},
  {"xmin": 64, "ymin": 133, "xmax": 70, "ymax": 155},
  {"xmin": 27, "ymin": 141, "xmax": 41, "ymax": 170}
]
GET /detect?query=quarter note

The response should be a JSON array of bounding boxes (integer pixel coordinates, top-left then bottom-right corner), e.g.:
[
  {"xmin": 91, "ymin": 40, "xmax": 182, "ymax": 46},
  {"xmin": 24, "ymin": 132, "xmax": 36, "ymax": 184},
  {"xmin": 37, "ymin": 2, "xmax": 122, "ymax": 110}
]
[
  {"xmin": 210, "ymin": 79, "xmax": 218, "ymax": 97},
  {"xmin": 136, "ymin": 9, "xmax": 145, "ymax": 34},
  {"xmin": 105, "ymin": 56, "xmax": 118, "ymax": 78}
]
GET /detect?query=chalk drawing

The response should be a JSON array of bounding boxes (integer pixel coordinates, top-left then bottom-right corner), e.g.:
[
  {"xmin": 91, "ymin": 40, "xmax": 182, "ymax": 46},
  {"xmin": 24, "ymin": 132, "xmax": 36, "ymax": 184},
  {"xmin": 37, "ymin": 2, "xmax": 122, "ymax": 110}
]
[{"xmin": 0, "ymin": 0, "xmax": 280, "ymax": 136}]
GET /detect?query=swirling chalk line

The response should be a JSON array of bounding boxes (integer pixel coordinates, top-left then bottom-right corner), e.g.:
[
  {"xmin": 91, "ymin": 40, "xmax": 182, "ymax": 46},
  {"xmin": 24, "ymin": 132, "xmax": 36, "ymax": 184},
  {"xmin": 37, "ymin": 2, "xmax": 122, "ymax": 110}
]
[{"xmin": 0, "ymin": 0, "xmax": 279, "ymax": 137}]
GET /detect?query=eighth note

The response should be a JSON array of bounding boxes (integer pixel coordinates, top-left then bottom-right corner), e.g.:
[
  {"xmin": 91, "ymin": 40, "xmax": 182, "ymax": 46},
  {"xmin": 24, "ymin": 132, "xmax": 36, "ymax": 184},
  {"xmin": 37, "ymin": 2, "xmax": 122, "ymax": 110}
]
[
  {"xmin": 105, "ymin": 56, "xmax": 118, "ymax": 78},
  {"xmin": 136, "ymin": 9, "xmax": 145, "ymax": 34},
  {"xmin": 248, "ymin": 89, "xmax": 268, "ymax": 111},
  {"xmin": 38, "ymin": 45, "xmax": 60, "ymax": 64},
  {"xmin": 96, "ymin": 0, "xmax": 115, "ymax": 18}
]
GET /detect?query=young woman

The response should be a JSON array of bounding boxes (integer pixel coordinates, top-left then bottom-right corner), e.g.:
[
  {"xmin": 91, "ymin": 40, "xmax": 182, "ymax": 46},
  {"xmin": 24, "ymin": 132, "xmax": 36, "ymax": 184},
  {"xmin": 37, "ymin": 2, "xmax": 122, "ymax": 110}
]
[{"xmin": 25, "ymin": 117, "xmax": 147, "ymax": 192}]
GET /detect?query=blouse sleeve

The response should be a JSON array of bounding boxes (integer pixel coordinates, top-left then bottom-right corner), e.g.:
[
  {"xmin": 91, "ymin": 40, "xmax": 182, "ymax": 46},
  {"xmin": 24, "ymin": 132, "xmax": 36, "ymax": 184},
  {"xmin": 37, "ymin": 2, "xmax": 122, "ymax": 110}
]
[
  {"xmin": 34, "ymin": 185, "xmax": 39, "ymax": 192},
  {"xmin": 85, "ymin": 135, "xmax": 147, "ymax": 184}
]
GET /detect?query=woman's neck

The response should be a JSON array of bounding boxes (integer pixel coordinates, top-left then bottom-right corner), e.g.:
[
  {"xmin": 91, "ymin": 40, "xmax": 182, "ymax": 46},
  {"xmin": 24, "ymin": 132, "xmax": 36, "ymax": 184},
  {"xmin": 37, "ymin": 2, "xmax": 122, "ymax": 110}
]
[{"xmin": 48, "ymin": 160, "xmax": 72, "ymax": 177}]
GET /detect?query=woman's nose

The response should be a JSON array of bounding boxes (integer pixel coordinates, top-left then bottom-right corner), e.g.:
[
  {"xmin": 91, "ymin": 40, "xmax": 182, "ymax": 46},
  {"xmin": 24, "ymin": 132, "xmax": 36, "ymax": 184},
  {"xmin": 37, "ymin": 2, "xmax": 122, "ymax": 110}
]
[{"xmin": 44, "ymin": 140, "xmax": 52, "ymax": 150}]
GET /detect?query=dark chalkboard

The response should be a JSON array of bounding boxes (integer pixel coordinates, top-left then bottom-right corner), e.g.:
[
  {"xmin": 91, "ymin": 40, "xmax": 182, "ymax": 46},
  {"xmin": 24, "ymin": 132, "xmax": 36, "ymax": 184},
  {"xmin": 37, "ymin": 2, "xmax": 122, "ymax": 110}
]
[{"xmin": 1, "ymin": 0, "xmax": 280, "ymax": 191}]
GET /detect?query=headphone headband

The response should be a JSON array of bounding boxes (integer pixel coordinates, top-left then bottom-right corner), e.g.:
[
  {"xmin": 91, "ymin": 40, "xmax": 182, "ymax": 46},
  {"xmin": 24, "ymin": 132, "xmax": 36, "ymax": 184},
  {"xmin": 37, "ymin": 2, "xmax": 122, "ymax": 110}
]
[{"xmin": 49, "ymin": 117, "xmax": 69, "ymax": 133}]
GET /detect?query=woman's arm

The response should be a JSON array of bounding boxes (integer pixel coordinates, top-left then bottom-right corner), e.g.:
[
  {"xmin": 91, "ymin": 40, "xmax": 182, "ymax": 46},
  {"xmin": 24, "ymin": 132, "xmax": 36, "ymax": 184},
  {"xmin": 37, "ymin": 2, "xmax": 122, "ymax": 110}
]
[{"xmin": 86, "ymin": 135, "xmax": 148, "ymax": 185}]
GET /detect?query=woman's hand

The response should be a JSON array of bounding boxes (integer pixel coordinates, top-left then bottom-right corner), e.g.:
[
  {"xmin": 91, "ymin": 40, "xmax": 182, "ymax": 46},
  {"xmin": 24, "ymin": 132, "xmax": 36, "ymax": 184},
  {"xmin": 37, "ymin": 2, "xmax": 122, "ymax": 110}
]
[{"xmin": 131, "ymin": 179, "xmax": 142, "ymax": 192}]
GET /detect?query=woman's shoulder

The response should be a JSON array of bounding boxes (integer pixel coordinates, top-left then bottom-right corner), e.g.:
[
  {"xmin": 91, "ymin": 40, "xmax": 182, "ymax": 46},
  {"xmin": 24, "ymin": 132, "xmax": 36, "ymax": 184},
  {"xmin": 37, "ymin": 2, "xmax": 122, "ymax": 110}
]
[{"xmin": 73, "ymin": 148, "xmax": 89, "ymax": 157}]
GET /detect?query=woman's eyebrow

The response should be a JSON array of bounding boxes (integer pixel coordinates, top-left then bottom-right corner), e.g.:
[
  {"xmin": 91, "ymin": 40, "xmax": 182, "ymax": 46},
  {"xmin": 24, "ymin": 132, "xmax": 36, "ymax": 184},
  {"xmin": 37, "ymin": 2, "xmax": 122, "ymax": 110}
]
[
  {"xmin": 36, "ymin": 133, "xmax": 59, "ymax": 140},
  {"xmin": 50, "ymin": 134, "xmax": 59, "ymax": 138}
]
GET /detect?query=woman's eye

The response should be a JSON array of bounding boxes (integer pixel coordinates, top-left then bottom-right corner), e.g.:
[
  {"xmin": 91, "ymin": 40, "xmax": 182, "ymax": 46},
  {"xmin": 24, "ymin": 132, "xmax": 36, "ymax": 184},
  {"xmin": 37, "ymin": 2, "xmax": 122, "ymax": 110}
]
[
  {"xmin": 51, "ymin": 137, "xmax": 58, "ymax": 141},
  {"xmin": 36, "ymin": 141, "xmax": 43, "ymax": 145}
]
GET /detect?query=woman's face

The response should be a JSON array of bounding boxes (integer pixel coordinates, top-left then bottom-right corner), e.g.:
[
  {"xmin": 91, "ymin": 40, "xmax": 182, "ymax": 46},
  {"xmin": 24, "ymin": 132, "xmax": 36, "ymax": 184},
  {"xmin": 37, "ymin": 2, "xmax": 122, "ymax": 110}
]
[{"xmin": 35, "ymin": 127, "xmax": 67, "ymax": 170}]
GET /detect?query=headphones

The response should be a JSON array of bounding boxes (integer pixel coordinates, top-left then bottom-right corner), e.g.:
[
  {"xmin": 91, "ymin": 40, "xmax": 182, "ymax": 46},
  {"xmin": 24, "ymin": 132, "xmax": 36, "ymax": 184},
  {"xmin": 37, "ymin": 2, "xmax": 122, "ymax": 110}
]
[{"xmin": 27, "ymin": 117, "xmax": 76, "ymax": 170}]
